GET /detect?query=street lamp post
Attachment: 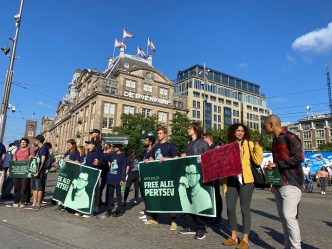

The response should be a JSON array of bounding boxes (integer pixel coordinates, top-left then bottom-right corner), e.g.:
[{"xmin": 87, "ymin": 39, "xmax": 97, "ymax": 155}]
[{"xmin": 0, "ymin": 0, "xmax": 25, "ymax": 143}]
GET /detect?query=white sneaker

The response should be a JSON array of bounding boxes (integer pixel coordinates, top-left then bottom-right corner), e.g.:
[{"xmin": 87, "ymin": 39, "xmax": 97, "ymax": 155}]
[
  {"xmin": 139, "ymin": 215, "xmax": 147, "ymax": 219},
  {"xmin": 82, "ymin": 214, "xmax": 90, "ymax": 218},
  {"xmin": 75, "ymin": 213, "xmax": 81, "ymax": 216},
  {"xmin": 321, "ymin": 191, "xmax": 324, "ymax": 194},
  {"xmin": 139, "ymin": 210, "xmax": 145, "ymax": 215}
]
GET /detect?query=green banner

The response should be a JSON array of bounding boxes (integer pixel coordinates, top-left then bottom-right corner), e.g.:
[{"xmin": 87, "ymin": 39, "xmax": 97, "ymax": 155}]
[
  {"xmin": 52, "ymin": 161, "xmax": 101, "ymax": 214},
  {"xmin": 9, "ymin": 157, "xmax": 39, "ymax": 178},
  {"xmin": 265, "ymin": 168, "xmax": 282, "ymax": 186},
  {"xmin": 139, "ymin": 156, "xmax": 216, "ymax": 217},
  {"xmin": 9, "ymin": 160, "xmax": 30, "ymax": 178}
]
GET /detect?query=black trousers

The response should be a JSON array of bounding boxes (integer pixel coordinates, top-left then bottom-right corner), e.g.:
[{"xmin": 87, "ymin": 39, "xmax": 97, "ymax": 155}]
[
  {"xmin": 185, "ymin": 213, "xmax": 206, "ymax": 232},
  {"xmin": 214, "ymin": 180, "xmax": 223, "ymax": 220},
  {"xmin": 13, "ymin": 178, "xmax": 29, "ymax": 204},
  {"xmin": 107, "ymin": 184, "xmax": 122, "ymax": 211},
  {"xmin": 124, "ymin": 171, "xmax": 140, "ymax": 202}
]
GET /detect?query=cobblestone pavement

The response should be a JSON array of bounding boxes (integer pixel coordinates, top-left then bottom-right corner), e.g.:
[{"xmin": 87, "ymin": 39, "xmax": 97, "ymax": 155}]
[{"xmin": 0, "ymin": 173, "xmax": 331, "ymax": 249}]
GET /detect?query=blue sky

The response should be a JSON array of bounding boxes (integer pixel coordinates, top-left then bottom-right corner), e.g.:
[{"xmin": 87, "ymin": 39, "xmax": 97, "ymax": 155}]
[{"xmin": 1, "ymin": 0, "xmax": 332, "ymax": 145}]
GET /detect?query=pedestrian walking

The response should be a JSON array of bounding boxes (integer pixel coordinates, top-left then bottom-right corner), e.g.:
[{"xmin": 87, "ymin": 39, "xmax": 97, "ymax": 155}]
[{"xmin": 317, "ymin": 166, "xmax": 329, "ymax": 194}]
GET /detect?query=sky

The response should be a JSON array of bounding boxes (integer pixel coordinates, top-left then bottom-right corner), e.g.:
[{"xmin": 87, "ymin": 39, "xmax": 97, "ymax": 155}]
[{"xmin": 0, "ymin": 0, "xmax": 332, "ymax": 145}]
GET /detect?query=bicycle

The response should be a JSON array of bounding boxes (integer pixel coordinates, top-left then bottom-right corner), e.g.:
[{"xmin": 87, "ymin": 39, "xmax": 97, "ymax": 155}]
[{"xmin": 303, "ymin": 174, "xmax": 314, "ymax": 193}]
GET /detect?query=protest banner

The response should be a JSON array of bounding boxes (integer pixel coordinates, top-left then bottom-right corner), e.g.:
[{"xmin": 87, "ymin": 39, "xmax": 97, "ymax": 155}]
[
  {"xmin": 139, "ymin": 156, "xmax": 216, "ymax": 217},
  {"xmin": 265, "ymin": 168, "xmax": 282, "ymax": 186},
  {"xmin": 102, "ymin": 135, "xmax": 129, "ymax": 145},
  {"xmin": 201, "ymin": 142, "xmax": 242, "ymax": 183},
  {"xmin": 52, "ymin": 161, "xmax": 101, "ymax": 214},
  {"xmin": 28, "ymin": 157, "xmax": 39, "ymax": 174},
  {"xmin": 9, "ymin": 160, "xmax": 30, "ymax": 178}
]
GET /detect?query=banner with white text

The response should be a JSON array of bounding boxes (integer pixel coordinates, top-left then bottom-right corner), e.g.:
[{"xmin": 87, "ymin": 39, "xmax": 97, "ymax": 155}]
[
  {"xmin": 139, "ymin": 156, "xmax": 216, "ymax": 217},
  {"xmin": 52, "ymin": 161, "xmax": 101, "ymax": 214}
]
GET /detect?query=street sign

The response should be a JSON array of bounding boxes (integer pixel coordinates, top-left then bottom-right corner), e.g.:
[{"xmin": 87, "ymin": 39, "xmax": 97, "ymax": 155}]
[{"xmin": 102, "ymin": 135, "xmax": 129, "ymax": 145}]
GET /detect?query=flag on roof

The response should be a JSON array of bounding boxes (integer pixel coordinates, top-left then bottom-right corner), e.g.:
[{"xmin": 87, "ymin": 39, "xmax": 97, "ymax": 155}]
[
  {"xmin": 137, "ymin": 47, "xmax": 147, "ymax": 58},
  {"xmin": 148, "ymin": 38, "xmax": 156, "ymax": 52},
  {"xmin": 114, "ymin": 38, "xmax": 122, "ymax": 48},
  {"xmin": 123, "ymin": 29, "xmax": 135, "ymax": 39}
]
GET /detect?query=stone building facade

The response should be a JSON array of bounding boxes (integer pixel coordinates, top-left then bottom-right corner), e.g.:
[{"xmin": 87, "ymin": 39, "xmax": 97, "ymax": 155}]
[{"xmin": 41, "ymin": 48, "xmax": 187, "ymax": 155}]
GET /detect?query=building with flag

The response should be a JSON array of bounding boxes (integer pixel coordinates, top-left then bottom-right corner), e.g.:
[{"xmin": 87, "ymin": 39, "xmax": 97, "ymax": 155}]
[
  {"xmin": 41, "ymin": 46, "xmax": 187, "ymax": 155},
  {"xmin": 174, "ymin": 65, "xmax": 272, "ymax": 131}
]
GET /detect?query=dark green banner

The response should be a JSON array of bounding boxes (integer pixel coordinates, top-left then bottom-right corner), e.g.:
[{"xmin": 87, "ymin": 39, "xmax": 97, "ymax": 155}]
[
  {"xmin": 9, "ymin": 157, "xmax": 39, "ymax": 178},
  {"xmin": 52, "ymin": 161, "xmax": 101, "ymax": 214},
  {"xmin": 9, "ymin": 160, "xmax": 29, "ymax": 178},
  {"xmin": 139, "ymin": 156, "xmax": 216, "ymax": 217},
  {"xmin": 265, "ymin": 168, "xmax": 282, "ymax": 186}
]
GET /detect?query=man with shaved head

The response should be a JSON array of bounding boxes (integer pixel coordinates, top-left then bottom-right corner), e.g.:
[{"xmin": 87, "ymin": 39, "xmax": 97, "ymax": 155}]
[{"xmin": 264, "ymin": 114, "xmax": 304, "ymax": 249}]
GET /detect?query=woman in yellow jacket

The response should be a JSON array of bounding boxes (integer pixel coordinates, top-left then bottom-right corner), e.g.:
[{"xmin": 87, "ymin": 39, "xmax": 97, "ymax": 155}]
[{"xmin": 222, "ymin": 123, "xmax": 263, "ymax": 249}]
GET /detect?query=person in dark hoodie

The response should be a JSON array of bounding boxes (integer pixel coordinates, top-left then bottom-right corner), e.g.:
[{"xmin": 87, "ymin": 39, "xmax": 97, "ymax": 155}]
[{"xmin": 105, "ymin": 144, "xmax": 127, "ymax": 217}]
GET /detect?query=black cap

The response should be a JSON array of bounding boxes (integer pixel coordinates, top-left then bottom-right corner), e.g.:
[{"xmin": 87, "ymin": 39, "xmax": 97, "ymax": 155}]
[
  {"xmin": 85, "ymin": 140, "xmax": 97, "ymax": 146},
  {"xmin": 144, "ymin": 135, "xmax": 156, "ymax": 144},
  {"xmin": 89, "ymin": 129, "xmax": 101, "ymax": 134}
]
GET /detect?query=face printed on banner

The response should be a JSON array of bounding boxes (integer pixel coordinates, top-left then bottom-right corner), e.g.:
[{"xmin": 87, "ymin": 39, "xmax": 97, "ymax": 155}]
[
  {"xmin": 235, "ymin": 125, "xmax": 245, "ymax": 141},
  {"xmin": 185, "ymin": 164, "xmax": 200, "ymax": 188},
  {"xmin": 76, "ymin": 173, "xmax": 89, "ymax": 190}
]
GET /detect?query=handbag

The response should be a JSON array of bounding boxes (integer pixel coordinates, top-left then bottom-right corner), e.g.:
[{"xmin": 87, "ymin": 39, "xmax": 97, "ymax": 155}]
[{"xmin": 248, "ymin": 143, "xmax": 266, "ymax": 186}]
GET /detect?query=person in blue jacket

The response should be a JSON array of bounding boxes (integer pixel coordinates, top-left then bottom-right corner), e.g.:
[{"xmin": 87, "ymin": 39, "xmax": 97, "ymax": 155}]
[{"xmin": 106, "ymin": 144, "xmax": 127, "ymax": 217}]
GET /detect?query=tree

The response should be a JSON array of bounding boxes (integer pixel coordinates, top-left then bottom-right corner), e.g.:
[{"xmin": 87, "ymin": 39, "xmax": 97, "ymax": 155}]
[
  {"xmin": 206, "ymin": 127, "xmax": 227, "ymax": 146},
  {"xmin": 170, "ymin": 112, "xmax": 191, "ymax": 155},
  {"xmin": 318, "ymin": 143, "xmax": 332, "ymax": 151},
  {"xmin": 249, "ymin": 129, "xmax": 273, "ymax": 152},
  {"xmin": 113, "ymin": 113, "xmax": 157, "ymax": 160}
]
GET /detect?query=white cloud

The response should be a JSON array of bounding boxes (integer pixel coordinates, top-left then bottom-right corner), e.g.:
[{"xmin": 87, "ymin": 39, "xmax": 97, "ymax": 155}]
[
  {"xmin": 292, "ymin": 22, "xmax": 332, "ymax": 54},
  {"xmin": 37, "ymin": 101, "xmax": 54, "ymax": 109}
]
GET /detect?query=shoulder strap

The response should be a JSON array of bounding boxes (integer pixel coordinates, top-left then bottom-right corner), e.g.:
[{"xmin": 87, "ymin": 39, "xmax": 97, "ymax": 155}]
[{"xmin": 28, "ymin": 148, "xmax": 31, "ymax": 156}]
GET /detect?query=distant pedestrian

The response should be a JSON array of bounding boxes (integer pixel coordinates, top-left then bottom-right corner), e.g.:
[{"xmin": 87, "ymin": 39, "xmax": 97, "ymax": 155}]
[
  {"xmin": 264, "ymin": 115, "xmax": 304, "ymax": 249},
  {"xmin": 317, "ymin": 166, "xmax": 329, "ymax": 195}
]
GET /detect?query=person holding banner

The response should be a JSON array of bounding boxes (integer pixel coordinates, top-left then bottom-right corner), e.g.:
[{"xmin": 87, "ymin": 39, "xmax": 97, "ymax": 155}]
[
  {"xmin": 222, "ymin": 123, "xmax": 263, "ymax": 249},
  {"xmin": 25, "ymin": 135, "xmax": 49, "ymax": 211},
  {"xmin": 6, "ymin": 138, "xmax": 35, "ymax": 208},
  {"xmin": 64, "ymin": 139, "xmax": 80, "ymax": 163},
  {"xmin": 179, "ymin": 122, "xmax": 210, "ymax": 240},
  {"xmin": 77, "ymin": 145, "xmax": 86, "ymax": 164},
  {"xmin": 264, "ymin": 115, "xmax": 304, "ymax": 249},
  {"xmin": 144, "ymin": 127, "xmax": 178, "ymax": 231},
  {"xmin": 105, "ymin": 144, "xmax": 127, "ymax": 217},
  {"xmin": 85, "ymin": 140, "xmax": 101, "ymax": 214}
]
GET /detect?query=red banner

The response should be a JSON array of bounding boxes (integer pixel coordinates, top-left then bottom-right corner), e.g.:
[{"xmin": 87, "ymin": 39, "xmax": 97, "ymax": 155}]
[{"xmin": 201, "ymin": 142, "xmax": 242, "ymax": 183}]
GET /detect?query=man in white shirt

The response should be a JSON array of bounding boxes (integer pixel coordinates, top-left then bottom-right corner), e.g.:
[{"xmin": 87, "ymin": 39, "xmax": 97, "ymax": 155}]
[{"xmin": 302, "ymin": 163, "xmax": 311, "ymax": 183}]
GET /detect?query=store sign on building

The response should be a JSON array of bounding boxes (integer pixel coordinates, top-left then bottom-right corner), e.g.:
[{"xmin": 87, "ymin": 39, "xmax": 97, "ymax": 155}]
[{"xmin": 123, "ymin": 91, "xmax": 170, "ymax": 105}]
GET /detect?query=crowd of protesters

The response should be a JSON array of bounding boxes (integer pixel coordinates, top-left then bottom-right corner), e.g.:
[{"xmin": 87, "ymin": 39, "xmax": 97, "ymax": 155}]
[{"xmin": 0, "ymin": 114, "xmax": 328, "ymax": 249}]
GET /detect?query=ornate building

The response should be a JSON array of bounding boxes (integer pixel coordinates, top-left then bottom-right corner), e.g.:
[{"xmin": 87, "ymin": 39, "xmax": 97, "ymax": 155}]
[{"xmin": 41, "ymin": 47, "xmax": 187, "ymax": 155}]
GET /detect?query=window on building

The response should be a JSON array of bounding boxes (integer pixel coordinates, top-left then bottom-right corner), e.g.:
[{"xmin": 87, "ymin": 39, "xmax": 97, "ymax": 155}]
[
  {"xmin": 303, "ymin": 131, "xmax": 311, "ymax": 139},
  {"xmin": 214, "ymin": 114, "xmax": 217, "ymax": 122},
  {"xmin": 233, "ymin": 102, "xmax": 239, "ymax": 107},
  {"xmin": 143, "ymin": 84, "xmax": 152, "ymax": 92},
  {"xmin": 317, "ymin": 140, "xmax": 325, "ymax": 147},
  {"xmin": 303, "ymin": 141, "xmax": 312, "ymax": 150},
  {"xmin": 301, "ymin": 123, "xmax": 311, "ymax": 130},
  {"xmin": 192, "ymin": 110, "xmax": 197, "ymax": 118},
  {"xmin": 214, "ymin": 105, "xmax": 217, "ymax": 112},
  {"xmin": 142, "ymin": 108, "xmax": 151, "ymax": 118},
  {"xmin": 125, "ymin": 79, "xmax": 136, "ymax": 89},
  {"xmin": 226, "ymin": 100, "xmax": 232, "ymax": 106},
  {"xmin": 197, "ymin": 101, "xmax": 201, "ymax": 109},
  {"xmin": 103, "ymin": 102, "xmax": 115, "ymax": 114},
  {"xmin": 314, "ymin": 121, "xmax": 325, "ymax": 129},
  {"xmin": 105, "ymin": 86, "xmax": 116, "ymax": 95},
  {"xmin": 218, "ymin": 115, "xmax": 221, "ymax": 123},
  {"xmin": 218, "ymin": 98, "xmax": 224, "ymax": 104},
  {"xmin": 158, "ymin": 112, "xmax": 168, "ymax": 123},
  {"xmin": 197, "ymin": 111, "xmax": 201, "ymax": 118},
  {"xmin": 102, "ymin": 117, "xmax": 114, "ymax": 129},
  {"xmin": 218, "ymin": 106, "xmax": 221, "ymax": 113},
  {"xmin": 210, "ymin": 96, "xmax": 216, "ymax": 102},
  {"xmin": 159, "ymin": 87, "xmax": 168, "ymax": 96},
  {"xmin": 316, "ymin": 130, "xmax": 325, "ymax": 139},
  {"xmin": 193, "ymin": 100, "xmax": 196, "ymax": 108},
  {"xmin": 193, "ymin": 91, "xmax": 200, "ymax": 98},
  {"xmin": 124, "ymin": 105, "xmax": 135, "ymax": 114}
]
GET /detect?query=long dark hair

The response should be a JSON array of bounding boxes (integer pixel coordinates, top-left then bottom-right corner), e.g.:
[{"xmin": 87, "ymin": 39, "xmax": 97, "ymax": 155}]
[
  {"xmin": 227, "ymin": 123, "xmax": 251, "ymax": 143},
  {"xmin": 67, "ymin": 139, "xmax": 77, "ymax": 154},
  {"xmin": 189, "ymin": 122, "xmax": 203, "ymax": 139}
]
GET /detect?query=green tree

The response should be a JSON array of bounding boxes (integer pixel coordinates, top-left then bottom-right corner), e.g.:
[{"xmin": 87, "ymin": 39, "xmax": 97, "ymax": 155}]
[
  {"xmin": 113, "ymin": 113, "xmax": 157, "ymax": 160},
  {"xmin": 249, "ymin": 129, "xmax": 273, "ymax": 152},
  {"xmin": 170, "ymin": 112, "xmax": 191, "ymax": 155},
  {"xmin": 318, "ymin": 142, "xmax": 332, "ymax": 151},
  {"xmin": 206, "ymin": 127, "xmax": 227, "ymax": 146}
]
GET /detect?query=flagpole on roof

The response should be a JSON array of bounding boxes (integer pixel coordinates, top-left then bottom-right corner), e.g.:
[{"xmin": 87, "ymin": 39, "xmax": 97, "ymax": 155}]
[{"xmin": 112, "ymin": 40, "xmax": 116, "ymax": 59}]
